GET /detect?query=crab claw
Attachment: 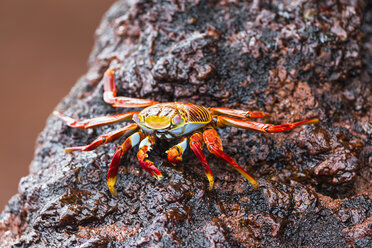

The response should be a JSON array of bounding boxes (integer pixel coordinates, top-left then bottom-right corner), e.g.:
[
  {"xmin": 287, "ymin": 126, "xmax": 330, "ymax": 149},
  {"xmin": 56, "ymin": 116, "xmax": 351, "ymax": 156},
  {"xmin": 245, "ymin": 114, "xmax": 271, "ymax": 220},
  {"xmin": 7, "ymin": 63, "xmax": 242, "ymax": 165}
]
[
  {"xmin": 166, "ymin": 138, "xmax": 188, "ymax": 165},
  {"xmin": 166, "ymin": 147, "xmax": 183, "ymax": 164},
  {"xmin": 137, "ymin": 136, "xmax": 163, "ymax": 180},
  {"xmin": 138, "ymin": 158, "xmax": 163, "ymax": 180}
]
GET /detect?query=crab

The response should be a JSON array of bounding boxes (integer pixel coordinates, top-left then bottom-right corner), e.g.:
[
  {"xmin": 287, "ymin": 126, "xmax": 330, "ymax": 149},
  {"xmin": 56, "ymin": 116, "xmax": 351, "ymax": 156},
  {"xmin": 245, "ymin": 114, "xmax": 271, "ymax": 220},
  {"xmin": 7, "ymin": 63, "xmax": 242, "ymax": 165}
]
[{"xmin": 54, "ymin": 68, "xmax": 319, "ymax": 196}]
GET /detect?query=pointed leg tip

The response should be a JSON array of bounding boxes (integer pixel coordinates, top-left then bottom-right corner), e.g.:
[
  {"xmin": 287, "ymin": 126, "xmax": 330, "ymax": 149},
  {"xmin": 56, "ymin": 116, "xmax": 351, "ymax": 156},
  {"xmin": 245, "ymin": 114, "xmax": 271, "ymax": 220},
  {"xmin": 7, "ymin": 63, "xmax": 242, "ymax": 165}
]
[
  {"xmin": 107, "ymin": 177, "xmax": 118, "ymax": 196},
  {"xmin": 53, "ymin": 110, "xmax": 67, "ymax": 120},
  {"xmin": 65, "ymin": 147, "xmax": 83, "ymax": 152},
  {"xmin": 155, "ymin": 174, "xmax": 164, "ymax": 180},
  {"xmin": 299, "ymin": 118, "xmax": 319, "ymax": 126},
  {"xmin": 208, "ymin": 181, "xmax": 214, "ymax": 191},
  {"xmin": 246, "ymin": 177, "xmax": 258, "ymax": 189},
  {"xmin": 206, "ymin": 175, "xmax": 214, "ymax": 191},
  {"xmin": 109, "ymin": 187, "xmax": 118, "ymax": 197},
  {"xmin": 251, "ymin": 181, "xmax": 259, "ymax": 190}
]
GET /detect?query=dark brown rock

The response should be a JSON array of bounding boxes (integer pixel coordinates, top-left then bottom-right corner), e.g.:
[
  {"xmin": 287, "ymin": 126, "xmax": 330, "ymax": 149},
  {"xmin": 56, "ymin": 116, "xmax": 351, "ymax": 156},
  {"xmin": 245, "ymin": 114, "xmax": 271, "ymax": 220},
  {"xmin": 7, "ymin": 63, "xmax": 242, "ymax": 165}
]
[{"xmin": 1, "ymin": 0, "xmax": 371, "ymax": 247}]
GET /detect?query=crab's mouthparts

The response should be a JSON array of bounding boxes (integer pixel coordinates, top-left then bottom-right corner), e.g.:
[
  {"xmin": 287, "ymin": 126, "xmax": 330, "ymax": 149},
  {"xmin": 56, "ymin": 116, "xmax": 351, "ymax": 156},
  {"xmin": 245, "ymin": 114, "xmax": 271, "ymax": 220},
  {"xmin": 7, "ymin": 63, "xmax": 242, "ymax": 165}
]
[{"xmin": 145, "ymin": 116, "xmax": 171, "ymax": 129}]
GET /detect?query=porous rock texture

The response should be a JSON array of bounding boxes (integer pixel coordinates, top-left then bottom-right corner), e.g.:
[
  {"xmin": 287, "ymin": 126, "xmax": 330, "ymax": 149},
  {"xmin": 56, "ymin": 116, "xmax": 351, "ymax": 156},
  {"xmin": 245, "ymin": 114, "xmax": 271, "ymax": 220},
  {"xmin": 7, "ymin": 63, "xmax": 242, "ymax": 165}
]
[{"xmin": 1, "ymin": 0, "xmax": 372, "ymax": 247}]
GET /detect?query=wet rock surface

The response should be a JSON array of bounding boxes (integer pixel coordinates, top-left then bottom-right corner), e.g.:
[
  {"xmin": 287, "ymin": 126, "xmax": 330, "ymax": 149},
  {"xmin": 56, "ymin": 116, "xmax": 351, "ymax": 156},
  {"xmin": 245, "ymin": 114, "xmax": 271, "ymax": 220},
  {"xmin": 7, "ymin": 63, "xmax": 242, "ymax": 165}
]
[{"xmin": 1, "ymin": 0, "xmax": 372, "ymax": 247}]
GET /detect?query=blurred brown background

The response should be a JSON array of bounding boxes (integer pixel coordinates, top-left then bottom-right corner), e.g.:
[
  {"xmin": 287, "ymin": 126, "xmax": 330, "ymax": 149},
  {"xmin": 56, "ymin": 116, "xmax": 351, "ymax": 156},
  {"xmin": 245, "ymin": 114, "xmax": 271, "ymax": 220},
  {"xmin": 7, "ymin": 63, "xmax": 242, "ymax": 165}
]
[{"xmin": 0, "ymin": 0, "xmax": 115, "ymax": 209}]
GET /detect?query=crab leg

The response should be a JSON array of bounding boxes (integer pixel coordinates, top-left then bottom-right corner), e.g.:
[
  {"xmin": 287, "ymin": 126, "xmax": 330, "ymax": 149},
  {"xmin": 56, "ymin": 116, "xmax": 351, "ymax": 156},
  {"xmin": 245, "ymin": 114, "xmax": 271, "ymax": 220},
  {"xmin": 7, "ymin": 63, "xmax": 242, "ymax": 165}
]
[
  {"xmin": 189, "ymin": 132, "xmax": 214, "ymax": 190},
  {"xmin": 65, "ymin": 123, "xmax": 138, "ymax": 152},
  {"xmin": 166, "ymin": 137, "xmax": 188, "ymax": 165},
  {"xmin": 203, "ymin": 128, "xmax": 258, "ymax": 189},
  {"xmin": 216, "ymin": 116, "xmax": 319, "ymax": 133},
  {"xmin": 107, "ymin": 131, "xmax": 146, "ymax": 196},
  {"xmin": 103, "ymin": 69, "xmax": 159, "ymax": 108},
  {"xmin": 53, "ymin": 110, "xmax": 140, "ymax": 129},
  {"xmin": 137, "ymin": 136, "xmax": 163, "ymax": 180},
  {"xmin": 210, "ymin": 107, "xmax": 270, "ymax": 119}
]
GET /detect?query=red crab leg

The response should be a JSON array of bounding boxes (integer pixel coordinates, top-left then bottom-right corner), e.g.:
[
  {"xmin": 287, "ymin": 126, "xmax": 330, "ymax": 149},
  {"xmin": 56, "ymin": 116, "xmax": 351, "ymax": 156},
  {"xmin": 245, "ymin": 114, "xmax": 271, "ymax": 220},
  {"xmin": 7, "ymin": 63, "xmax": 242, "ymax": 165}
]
[
  {"xmin": 166, "ymin": 137, "xmax": 188, "ymax": 165},
  {"xmin": 209, "ymin": 107, "xmax": 270, "ymax": 119},
  {"xmin": 203, "ymin": 128, "xmax": 258, "ymax": 189},
  {"xmin": 103, "ymin": 68, "xmax": 159, "ymax": 108},
  {"xmin": 189, "ymin": 132, "xmax": 214, "ymax": 190},
  {"xmin": 107, "ymin": 131, "xmax": 146, "ymax": 196},
  {"xmin": 65, "ymin": 123, "xmax": 138, "ymax": 152},
  {"xmin": 53, "ymin": 110, "xmax": 140, "ymax": 129},
  {"xmin": 137, "ymin": 136, "xmax": 163, "ymax": 180},
  {"xmin": 216, "ymin": 116, "xmax": 319, "ymax": 133}
]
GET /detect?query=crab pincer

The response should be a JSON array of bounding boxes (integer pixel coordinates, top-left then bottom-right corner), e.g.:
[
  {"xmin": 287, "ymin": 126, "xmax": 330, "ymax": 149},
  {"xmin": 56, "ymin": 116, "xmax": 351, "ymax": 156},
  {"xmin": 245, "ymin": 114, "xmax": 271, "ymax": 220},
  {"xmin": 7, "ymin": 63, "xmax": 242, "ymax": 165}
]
[{"xmin": 137, "ymin": 136, "xmax": 163, "ymax": 180}]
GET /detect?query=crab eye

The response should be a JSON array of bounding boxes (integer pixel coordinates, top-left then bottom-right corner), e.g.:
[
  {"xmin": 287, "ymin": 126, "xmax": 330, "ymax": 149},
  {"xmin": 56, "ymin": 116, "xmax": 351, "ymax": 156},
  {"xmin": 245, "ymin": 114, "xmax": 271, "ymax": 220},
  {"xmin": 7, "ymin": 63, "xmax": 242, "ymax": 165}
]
[
  {"xmin": 172, "ymin": 114, "xmax": 181, "ymax": 125},
  {"xmin": 133, "ymin": 114, "xmax": 140, "ymax": 123}
]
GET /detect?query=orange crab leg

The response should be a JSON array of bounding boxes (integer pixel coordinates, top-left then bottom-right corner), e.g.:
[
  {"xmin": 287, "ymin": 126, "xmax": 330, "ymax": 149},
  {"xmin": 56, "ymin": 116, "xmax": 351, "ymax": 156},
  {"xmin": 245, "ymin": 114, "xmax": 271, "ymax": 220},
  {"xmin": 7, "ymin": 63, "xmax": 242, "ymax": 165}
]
[
  {"xmin": 53, "ymin": 110, "xmax": 140, "ymax": 129},
  {"xmin": 209, "ymin": 107, "xmax": 270, "ymax": 119},
  {"xmin": 137, "ymin": 136, "xmax": 163, "ymax": 180},
  {"xmin": 203, "ymin": 128, "xmax": 258, "ymax": 189},
  {"xmin": 189, "ymin": 132, "xmax": 214, "ymax": 190},
  {"xmin": 107, "ymin": 131, "xmax": 146, "ymax": 196},
  {"xmin": 65, "ymin": 123, "xmax": 138, "ymax": 152},
  {"xmin": 166, "ymin": 137, "xmax": 188, "ymax": 165},
  {"xmin": 103, "ymin": 69, "xmax": 159, "ymax": 108},
  {"xmin": 216, "ymin": 116, "xmax": 319, "ymax": 133}
]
